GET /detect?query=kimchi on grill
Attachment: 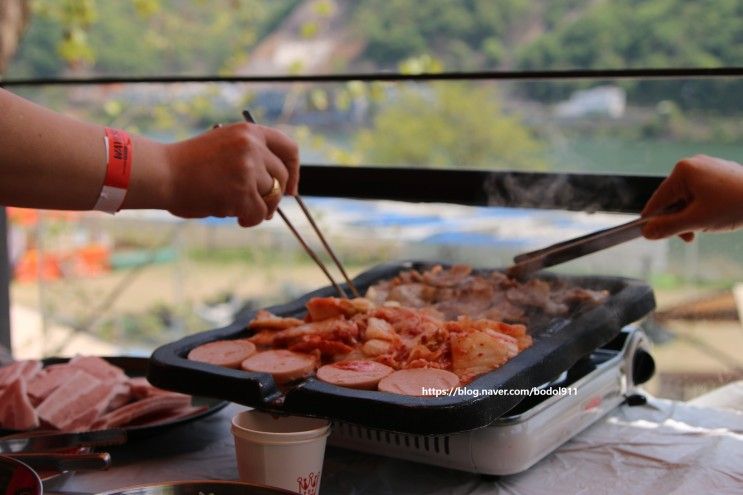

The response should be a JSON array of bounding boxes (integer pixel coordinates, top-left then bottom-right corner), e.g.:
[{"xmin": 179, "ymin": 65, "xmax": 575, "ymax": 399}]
[{"xmin": 189, "ymin": 265, "xmax": 610, "ymax": 394}]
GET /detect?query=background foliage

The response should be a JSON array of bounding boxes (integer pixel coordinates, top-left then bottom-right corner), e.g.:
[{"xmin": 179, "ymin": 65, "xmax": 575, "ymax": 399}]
[{"xmin": 5, "ymin": 0, "xmax": 743, "ymax": 165}]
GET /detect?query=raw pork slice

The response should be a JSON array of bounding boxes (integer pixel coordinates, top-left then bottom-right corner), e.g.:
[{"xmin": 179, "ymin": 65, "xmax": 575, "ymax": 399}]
[
  {"xmin": 94, "ymin": 393, "xmax": 192, "ymax": 428},
  {"xmin": 127, "ymin": 377, "xmax": 176, "ymax": 399},
  {"xmin": 106, "ymin": 382, "xmax": 133, "ymax": 412},
  {"xmin": 126, "ymin": 405, "xmax": 208, "ymax": 427},
  {"xmin": 128, "ymin": 377, "xmax": 155, "ymax": 399},
  {"xmin": 27, "ymin": 364, "xmax": 79, "ymax": 403},
  {"xmin": 0, "ymin": 378, "xmax": 39, "ymax": 430},
  {"xmin": 69, "ymin": 356, "xmax": 127, "ymax": 383},
  {"xmin": 0, "ymin": 360, "xmax": 41, "ymax": 389},
  {"xmin": 35, "ymin": 370, "xmax": 117, "ymax": 431}
]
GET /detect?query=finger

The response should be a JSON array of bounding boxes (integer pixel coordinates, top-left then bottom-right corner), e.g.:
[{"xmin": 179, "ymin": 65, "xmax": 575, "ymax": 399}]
[
  {"xmin": 260, "ymin": 125, "xmax": 300, "ymax": 195},
  {"xmin": 642, "ymin": 174, "xmax": 688, "ymax": 217},
  {"xmin": 255, "ymin": 165, "xmax": 274, "ymax": 199},
  {"xmin": 263, "ymin": 194, "xmax": 280, "ymax": 220},
  {"xmin": 262, "ymin": 184, "xmax": 282, "ymax": 220},
  {"xmin": 641, "ymin": 158, "xmax": 698, "ymax": 217},
  {"xmin": 237, "ymin": 187, "xmax": 268, "ymax": 228},
  {"xmin": 261, "ymin": 149, "xmax": 289, "ymax": 192},
  {"xmin": 238, "ymin": 166, "xmax": 271, "ymax": 227},
  {"xmin": 642, "ymin": 205, "xmax": 702, "ymax": 240},
  {"xmin": 256, "ymin": 168, "xmax": 281, "ymax": 220}
]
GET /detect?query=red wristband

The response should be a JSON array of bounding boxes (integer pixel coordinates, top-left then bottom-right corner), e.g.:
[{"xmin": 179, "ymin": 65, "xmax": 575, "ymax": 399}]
[{"xmin": 94, "ymin": 127, "xmax": 132, "ymax": 213}]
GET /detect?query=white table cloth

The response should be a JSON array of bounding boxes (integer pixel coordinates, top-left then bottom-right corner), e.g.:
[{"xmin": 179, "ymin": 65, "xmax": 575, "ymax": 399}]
[{"xmin": 56, "ymin": 387, "xmax": 743, "ymax": 495}]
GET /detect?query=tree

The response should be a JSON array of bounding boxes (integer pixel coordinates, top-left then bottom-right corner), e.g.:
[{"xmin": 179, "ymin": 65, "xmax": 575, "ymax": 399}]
[
  {"xmin": 356, "ymin": 82, "xmax": 545, "ymax": 170},
  {"xmin": 0, "ymin": 0, "xmax": 31, "ymax": 74},
  {"xmin": 7, "ymin": 0, "xmax": 299, "ymax": 78},
  {"xmin": 514, "ymin": 0, "xmax": 743, "ymax": 112},
  {"xmin": 350, "ymin": 0, "xmax": 539, "ymax": 71}
]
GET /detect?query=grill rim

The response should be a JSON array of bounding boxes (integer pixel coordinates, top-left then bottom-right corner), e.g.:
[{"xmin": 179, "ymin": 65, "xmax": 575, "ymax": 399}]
[{"xmin": 148, "ymin": 260, "xmax": 655, "ymax": 434}]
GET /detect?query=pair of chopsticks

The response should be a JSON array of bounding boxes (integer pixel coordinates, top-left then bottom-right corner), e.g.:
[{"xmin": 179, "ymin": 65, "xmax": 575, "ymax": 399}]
[{"xmin": 242, "ymin": 110, "xmax": 360, "ymax": 299}]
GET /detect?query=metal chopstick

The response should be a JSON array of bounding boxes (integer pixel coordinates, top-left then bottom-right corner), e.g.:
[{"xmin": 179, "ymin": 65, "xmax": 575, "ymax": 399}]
[
  {"xmin": 242, "ymin": 110, "xmax": 358, "ymax": 298},
  {"xmin": 276, "ymin": 209, "xmax": 348, "ymax": 298},
  {"xmin": 293, "ymin": 195, "xmax": 361, "ymax": 297}
]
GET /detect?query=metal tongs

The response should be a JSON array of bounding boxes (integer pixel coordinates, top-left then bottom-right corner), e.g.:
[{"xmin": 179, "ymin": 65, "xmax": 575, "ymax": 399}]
[
  {"xmin": 507, "ymin": 203, "xmax": 684, "ymax": 278},
  {"xmin": 242, "ymin": 110, "xmax": 360, "ymax": 299}
]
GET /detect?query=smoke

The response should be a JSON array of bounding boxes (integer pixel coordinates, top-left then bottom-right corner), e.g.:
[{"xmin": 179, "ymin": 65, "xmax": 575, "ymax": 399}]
[{"xmin": 483, "ymin": 172, "xmax": 642, "ymax": 214}]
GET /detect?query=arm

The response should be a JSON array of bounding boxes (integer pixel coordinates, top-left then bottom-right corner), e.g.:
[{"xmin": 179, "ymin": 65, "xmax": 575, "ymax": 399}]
[
  {"xmin": 641, "ymin": 155, "xmax": 743, "ymax": 241},
  {"xmin": 0, "ymin": 88, "xmax": 299, "ymax": 227}
]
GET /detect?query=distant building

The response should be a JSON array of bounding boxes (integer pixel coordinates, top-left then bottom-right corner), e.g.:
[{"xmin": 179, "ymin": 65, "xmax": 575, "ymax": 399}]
[{"xmin": 555, "ymin": 85, "xmax": 626, "ymax": 119}]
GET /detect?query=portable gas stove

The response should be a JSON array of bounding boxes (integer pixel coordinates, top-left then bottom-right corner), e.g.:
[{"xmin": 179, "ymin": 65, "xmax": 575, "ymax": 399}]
[{"xmin": 328, "ymin": 325, "xmax": 655, "ymax": 475}]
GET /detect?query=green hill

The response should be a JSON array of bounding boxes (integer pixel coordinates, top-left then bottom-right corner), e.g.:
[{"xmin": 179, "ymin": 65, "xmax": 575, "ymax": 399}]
[
  {"xmin": 346, "ymin": 0, "xmax": 743, "ymax": 112},
  {"xmin": 8, "ymin": 0, "xmax": 742, "ymax": 112}
]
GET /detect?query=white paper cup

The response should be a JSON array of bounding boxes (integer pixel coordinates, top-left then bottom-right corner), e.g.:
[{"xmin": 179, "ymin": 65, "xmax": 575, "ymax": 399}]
[{"xmin": 231, "ymin": 409, "xmax": 331, "ymax": 495}]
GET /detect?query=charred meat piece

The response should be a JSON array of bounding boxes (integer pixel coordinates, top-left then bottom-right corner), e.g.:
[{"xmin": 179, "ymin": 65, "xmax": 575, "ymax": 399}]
[{"xmin": 365, "ymin": 265, "xmax": 608, "ymax": 324}]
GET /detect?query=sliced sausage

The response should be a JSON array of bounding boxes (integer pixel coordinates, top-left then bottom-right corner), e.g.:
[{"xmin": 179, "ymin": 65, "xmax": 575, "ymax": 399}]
[
  {"xmin": 240, "ymin": 350, "xmax": 316, "ymax": 384},
  {"xmin": 317, "ymin": 360, "xmax": 394, "ymax": 390},
  {"xmin": 378, "ymin": 368, "xmax": 460, "ymax": 396},
  {"xmin": 188, "ymin": 339, "xmax": 257, "ymax": 369}
]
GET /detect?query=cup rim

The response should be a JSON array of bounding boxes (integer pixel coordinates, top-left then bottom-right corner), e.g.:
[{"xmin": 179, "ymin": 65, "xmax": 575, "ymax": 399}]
[{"xmin": 231, "ymin": 410, "xmax": 331, "ymax": 445}]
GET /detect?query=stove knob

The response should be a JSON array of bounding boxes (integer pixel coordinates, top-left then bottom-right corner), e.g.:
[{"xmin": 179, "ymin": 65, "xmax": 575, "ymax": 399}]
[{"xmin": 632, "ymin": 348, "xmax": 655, "ymax": 385}]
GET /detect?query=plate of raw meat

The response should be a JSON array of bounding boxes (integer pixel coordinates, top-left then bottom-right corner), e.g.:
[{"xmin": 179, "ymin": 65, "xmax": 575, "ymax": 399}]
[{"xmin": 0, "ymin": 355, "xmax": 228, "ymax": 438}]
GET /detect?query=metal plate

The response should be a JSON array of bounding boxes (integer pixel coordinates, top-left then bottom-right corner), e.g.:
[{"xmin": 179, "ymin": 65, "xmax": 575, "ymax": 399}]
[
  {"xmin": 0, "ymin": 455, "xmax": 42, "ymax": 495},
  {"xmin": 148, "ymin": 261, "xmax": 655, "ymax": 434},
  {"xmin": 96, "ymin": 479, "xmax": 296, "ymax": 495}
]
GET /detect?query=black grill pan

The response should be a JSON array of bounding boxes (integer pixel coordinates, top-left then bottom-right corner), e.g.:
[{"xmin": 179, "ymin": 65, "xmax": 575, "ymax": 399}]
[{"xmin": 148, "ymin": 261, "xmax": 655, "ymax": 434}]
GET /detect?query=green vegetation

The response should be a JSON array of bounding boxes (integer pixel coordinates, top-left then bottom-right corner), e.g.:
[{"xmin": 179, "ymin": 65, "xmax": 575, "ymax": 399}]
[
  {"xmin": 188, "ymin": 238, "xmax": 398, "ymax": 270},
  {"xmin": 4, "ymin": 0, "xmax": 740, "ymax": 372},
  {"xmin": 356, "ymin": 83, "xmax": 545, "ymax": 169},
  {"xmin": 10, "ymin": 0, "xmax": 300, "ymax": 77},
  {"xmin": 8, "ymin": 0, "xmax": 742, "ymax": 119},
  {"xmin": 187, "ymin": 245, "xmax": 304, "ymax": 267},
  {"xmin": 348, "ymin": 0, "xmax": 743, "ymax": 112},
  {"xmin": 7, "ymin": 0, "xmax": 741, "ymax": 179},
  {"xmin": 350, "ymin": 0, "xmax": 537, "ymax": 70},
  {"xmin": 516, "ymin": 0, "xmax": 743, "ymax": 71},
  {"xmin": 514, "ymin": 0, "xmax": 743, "ymax": 112}
]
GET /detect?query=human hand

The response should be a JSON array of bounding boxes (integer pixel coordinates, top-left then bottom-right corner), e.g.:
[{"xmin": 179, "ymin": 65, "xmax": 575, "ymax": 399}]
[
  {"xmin": 641, "ymin": 155, "xmax": 743, "ymax": 242},
  {"xmin": 163, "ymin": 122, "xmax": 299, "ymax": 227}
]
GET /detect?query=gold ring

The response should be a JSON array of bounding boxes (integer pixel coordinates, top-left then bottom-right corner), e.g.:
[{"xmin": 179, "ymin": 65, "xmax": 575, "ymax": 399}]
[{"xmin": 261, "ymin": 177, "xmax": 281, "ymax": 200}]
